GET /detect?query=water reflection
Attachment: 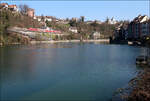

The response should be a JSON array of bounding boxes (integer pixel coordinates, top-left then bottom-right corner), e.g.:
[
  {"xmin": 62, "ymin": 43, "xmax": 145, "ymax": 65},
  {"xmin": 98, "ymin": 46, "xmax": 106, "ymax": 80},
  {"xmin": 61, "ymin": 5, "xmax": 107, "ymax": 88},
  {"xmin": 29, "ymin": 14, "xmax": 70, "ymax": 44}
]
[{"xmin": 0, "ymin": 43, "xmax": 146, "ymax": 101}]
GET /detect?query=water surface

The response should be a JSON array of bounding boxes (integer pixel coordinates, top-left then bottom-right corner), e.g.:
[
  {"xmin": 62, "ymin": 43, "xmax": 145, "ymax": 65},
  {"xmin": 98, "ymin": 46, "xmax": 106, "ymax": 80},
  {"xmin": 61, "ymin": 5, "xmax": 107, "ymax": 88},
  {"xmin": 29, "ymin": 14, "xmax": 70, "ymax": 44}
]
[{"xmin": 0, "ymin": 43, "xmax": 145, "ymax": 101}]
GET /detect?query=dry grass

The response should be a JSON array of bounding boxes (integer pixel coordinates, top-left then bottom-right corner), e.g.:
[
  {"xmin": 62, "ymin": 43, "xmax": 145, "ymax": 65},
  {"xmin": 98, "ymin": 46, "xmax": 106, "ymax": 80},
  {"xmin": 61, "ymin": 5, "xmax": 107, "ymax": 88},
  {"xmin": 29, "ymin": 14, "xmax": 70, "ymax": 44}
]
[{"xmin": 128, "ymin": 68, "xmax": 150, "ymax": 101}]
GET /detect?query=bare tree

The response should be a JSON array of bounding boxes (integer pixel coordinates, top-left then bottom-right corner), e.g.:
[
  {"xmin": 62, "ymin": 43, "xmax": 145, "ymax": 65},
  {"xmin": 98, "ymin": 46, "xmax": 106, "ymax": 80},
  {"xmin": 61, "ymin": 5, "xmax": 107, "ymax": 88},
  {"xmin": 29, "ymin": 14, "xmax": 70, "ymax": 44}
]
[{"xmin": 19, "ymin": 4, "xmax": 29, "ymax": 15}]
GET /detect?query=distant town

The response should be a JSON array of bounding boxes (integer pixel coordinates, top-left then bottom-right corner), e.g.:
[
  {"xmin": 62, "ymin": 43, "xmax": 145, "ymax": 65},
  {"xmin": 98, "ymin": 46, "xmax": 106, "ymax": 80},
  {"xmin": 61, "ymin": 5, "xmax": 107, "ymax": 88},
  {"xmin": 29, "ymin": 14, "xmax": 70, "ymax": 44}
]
[{"xmin": 0, "ymin": 2, "xmax": 150, "ymax": 45}]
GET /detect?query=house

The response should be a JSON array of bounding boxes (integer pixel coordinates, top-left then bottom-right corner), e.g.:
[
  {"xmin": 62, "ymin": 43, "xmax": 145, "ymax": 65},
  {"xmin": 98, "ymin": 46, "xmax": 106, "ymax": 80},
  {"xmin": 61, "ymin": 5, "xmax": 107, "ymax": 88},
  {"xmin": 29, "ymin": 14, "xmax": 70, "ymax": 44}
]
[
  {"xmin": 33, "ymin": 16, "xmax": 37, "ymax": 19},
  {"xmin": 69, "ymin": 27, "xmax": 78, "ymax": 33},
  {"xmin": 36, "ymin": 16, "xmax": 57, "ymax": 22},
  {"xmin": 8, "ymin": 5, "xmax": 19, "ymax": 12},
  {"xmin": 0, "ymin": 3, "xmax": 8, "ymax": 9},
  {"xmin": 96, "ymin": 20, "xmax": 102, "ymax": 24},
  {"xmin": 86, "ymin": 21, "xmax": 93, "ymax": 24},
  {"xmin": 128, "ymin": 15, "xmax": 149, "ymax": 39},
  {"xmin": 36, "ymin": 16, "xmax": 42, "ymax": 21},
  {"xmin": 55, "ymin": 18, "xmax": 69, "ymax": 24},
  {"xmin": 71, "ymin": 17, "xmax": 79, "ymax": 22},
  {"xmin": 114, "ymin": 23, "xmax": 128, "ymax": 40},
  {"xmin": 0, "ymin": 3, "xmax": 19, "ymax": 12},
  {"xmin": 107, "ymin": 17, "xmax": 117, "ymax": 24},
  {"xmin": 45, "ymin": 16, "xmax": 52, "ymax": 22},
  {"xmin": 27, "ymin": 8, "xmax": 35, "ymax": 18},
  {"xmin": 91, "ymin": 32, "xmax": 102, "ymax": 39}
]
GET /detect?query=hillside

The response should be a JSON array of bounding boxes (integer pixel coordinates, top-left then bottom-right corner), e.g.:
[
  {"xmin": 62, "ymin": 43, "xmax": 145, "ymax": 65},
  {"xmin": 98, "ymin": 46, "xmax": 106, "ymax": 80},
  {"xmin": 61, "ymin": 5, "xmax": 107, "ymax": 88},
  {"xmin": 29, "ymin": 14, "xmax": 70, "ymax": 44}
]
[{"xmin": 0, "ymin": 9, "xmax": 42, "ymax": 45}]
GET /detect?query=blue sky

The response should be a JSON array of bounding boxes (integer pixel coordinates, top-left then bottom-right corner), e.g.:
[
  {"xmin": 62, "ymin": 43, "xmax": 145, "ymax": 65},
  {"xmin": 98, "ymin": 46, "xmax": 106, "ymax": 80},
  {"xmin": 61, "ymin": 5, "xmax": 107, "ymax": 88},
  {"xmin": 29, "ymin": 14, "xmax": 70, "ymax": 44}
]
[{"xmin": 1, "ymin": 1, "xmax": 149, "ymax": 21}]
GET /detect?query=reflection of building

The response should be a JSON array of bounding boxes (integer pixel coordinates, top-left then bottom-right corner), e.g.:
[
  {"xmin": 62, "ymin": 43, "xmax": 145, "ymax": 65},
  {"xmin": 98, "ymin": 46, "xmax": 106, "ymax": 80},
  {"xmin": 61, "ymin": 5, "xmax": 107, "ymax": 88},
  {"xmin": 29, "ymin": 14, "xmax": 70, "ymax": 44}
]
[
  {"xmin": 27, "ymin": 8, "xmax": 35, "ymax": 18},
  {"xmin": 128, "ymin": 15, "xmax": 149, "ymax": 39}
]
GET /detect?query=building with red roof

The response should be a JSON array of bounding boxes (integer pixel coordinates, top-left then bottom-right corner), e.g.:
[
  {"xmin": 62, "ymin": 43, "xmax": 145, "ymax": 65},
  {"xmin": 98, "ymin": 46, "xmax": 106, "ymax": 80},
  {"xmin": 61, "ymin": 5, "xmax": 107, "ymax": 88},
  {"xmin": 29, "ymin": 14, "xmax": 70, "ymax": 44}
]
[
  {"xmin": 0, "ymin": 3, "xmax": 8, "ymax": 9},
  {"xmin": 8, "ymin": 5, "xmax": 19, "ymax": 12}
]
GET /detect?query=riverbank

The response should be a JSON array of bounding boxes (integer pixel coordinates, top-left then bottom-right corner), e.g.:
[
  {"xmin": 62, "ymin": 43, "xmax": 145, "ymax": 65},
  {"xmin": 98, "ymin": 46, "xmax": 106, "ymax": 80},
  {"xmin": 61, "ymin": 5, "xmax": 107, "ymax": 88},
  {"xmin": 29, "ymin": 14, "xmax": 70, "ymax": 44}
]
[
  {"xmin": 30, "ymin": 39, "xmax": 110, "ymax": 44},
  {"xmin": 127, "ymin": 68, "xmax": 150, "ymax": 101},
  {"xmin": 0, "ymin": 39, "xmax": 109, "ymax": 46},
  {"xmin": 0, "ymin": 42, "xmax": 21, "ymax": 46},
  {"xmin": 111, "ymin": 68, "xmax": 150, "ymax": 101}
]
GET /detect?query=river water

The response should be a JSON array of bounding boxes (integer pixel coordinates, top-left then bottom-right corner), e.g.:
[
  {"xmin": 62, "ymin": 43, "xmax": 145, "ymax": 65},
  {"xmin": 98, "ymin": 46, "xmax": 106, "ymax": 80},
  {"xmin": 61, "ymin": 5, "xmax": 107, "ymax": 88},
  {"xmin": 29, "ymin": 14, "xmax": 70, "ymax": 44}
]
[{"xmin": 0, "ymin": 43, "xmax": 146, "ymax": 101}]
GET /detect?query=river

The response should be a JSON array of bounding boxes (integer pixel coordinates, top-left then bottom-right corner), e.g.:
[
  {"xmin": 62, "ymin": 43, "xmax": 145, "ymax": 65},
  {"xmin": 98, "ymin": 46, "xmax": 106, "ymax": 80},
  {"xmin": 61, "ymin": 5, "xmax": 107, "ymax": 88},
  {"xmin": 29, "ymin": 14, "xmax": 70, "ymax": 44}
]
[{"xmin": 0, "ymin": 43, "xmax": 146, "ymax": 101}]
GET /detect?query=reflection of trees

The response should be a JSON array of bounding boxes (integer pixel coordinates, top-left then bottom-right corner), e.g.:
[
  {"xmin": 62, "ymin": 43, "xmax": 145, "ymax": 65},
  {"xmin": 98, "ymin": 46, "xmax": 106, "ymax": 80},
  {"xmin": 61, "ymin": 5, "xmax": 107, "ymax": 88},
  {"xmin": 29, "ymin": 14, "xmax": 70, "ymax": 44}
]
[
  {"xmin": 0, "ymin": 45, "xmax": 63, "ymax": 85},
  {"xmin": 1, "ymin": 46, "xmax": 39, "ymax": 82}
]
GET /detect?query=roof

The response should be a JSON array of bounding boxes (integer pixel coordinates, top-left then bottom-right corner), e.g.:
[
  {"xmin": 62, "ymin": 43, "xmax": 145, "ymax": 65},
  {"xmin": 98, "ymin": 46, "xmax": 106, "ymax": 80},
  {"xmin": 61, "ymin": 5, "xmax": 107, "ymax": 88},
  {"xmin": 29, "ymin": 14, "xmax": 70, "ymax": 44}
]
[
  {"xmin": 0, "ymin": 3, "xmax": 8, "ymax": 6},
  {"xmin": 45, "ymin": 16, "xmax": 54, "ymax": 18},
  {"xmin": 36, "ymin": 16, "xmax": 42, "ymax": 18},
  {"xmin": 133, "ymin": 15, "xmax": 149, "ymax": 23},
  {"xmin": 8, "ymin": 5, "xmax": 17, "ymax": 8}
]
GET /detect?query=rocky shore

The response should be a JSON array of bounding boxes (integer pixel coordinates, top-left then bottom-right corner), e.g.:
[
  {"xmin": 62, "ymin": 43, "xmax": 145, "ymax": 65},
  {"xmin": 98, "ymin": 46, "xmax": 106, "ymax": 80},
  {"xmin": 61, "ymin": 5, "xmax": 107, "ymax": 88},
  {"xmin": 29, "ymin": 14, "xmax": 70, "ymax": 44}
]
[
  {"xmin": 113, "ymin": 68, "xmax": 150, "ymax": 101},
  {"xmin": 127, "ymin": 68, "xmax": 150, "ymax": 101}
]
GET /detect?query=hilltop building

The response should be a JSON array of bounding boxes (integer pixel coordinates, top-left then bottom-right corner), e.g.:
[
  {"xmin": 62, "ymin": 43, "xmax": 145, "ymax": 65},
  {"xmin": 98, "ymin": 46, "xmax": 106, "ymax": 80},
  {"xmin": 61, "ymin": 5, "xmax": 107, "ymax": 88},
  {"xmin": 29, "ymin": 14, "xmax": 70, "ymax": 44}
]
[
  {"xmin": 0, "ymin": 3, "xmax": 19, "ymax": 12},
  {"xmin": 71, "ymin": 17, "xmax": 78, "ymax": 22},
  {"xmin": 36, "ymin": 16, "xmax": 58, "ymax": 22},
  {"xmin": 8, "ymin": 5, "xmax": 19, "ymax": 12},
  {"xmin": 0, "ymin": 3, "xmax": 8, "ymax": 9},
  {"xmin": 45, "ymin": 16, "xmax": 53, "ymax": 22},
  {"xmin": 80, "ymin": 16, "xmax": 85, "ymax": 22},
  {"xmin": 106, "ymin": 17, "xmax": 117, "ymax": 24}
]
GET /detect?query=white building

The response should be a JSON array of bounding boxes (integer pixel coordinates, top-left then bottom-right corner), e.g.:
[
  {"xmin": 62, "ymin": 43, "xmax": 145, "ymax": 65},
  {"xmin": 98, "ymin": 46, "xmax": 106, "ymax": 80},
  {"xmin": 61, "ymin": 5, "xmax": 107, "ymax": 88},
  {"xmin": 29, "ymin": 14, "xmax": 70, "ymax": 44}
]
[
  {"xmin": 92, "ymin": 32, "xmax": 101, "ymax": 39},
  {"xmin": 69, "ymin": 27, "xmax": 78, "ymax": 33},
  {"xmin": 45, "ymin": 16, "xmax": 52, "ymax": 22},
  {"xmin": 35, "ymin": 16, "xmax": 53, "ymax": 22},
  {"xmin": 107, "ymin": 17, "xmax": 117, "ymax": 24}
]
